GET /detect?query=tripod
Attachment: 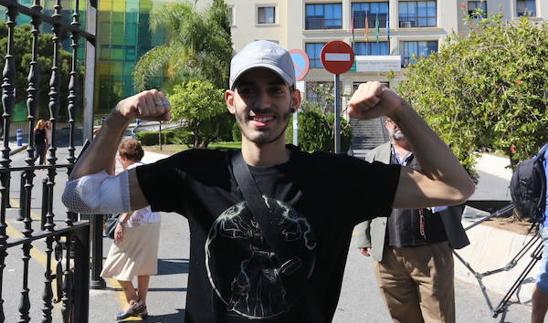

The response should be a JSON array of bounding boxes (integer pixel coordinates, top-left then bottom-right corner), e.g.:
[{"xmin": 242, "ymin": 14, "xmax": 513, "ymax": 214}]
[{"xmin": 454, "ymin": 203, "xmax": 543, "ymax": 319}]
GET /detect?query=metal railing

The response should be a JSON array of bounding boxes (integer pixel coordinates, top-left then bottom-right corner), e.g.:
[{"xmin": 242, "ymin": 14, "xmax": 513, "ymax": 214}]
[{"xmin": 0, "ymin": 0, "xmax": 96, "ymax": 322}]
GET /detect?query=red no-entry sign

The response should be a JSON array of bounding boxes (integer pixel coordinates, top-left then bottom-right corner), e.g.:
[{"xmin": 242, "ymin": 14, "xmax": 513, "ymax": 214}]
[{"xmin": 320, "ymin": 41, "xmax": 354, "ymax": 75}]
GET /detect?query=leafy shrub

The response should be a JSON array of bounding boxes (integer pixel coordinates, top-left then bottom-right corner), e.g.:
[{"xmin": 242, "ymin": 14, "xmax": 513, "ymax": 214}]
[
  {"xmin": 286, "ymin": 101, "xmax": 353, "ymax": 153},
  {"xmin": 397, "ymin": 15, "xmax": 548, "ymax": 175},
  {"xmin": 168, "ymin": 80, "xmax": 227, "ymax": 148}
]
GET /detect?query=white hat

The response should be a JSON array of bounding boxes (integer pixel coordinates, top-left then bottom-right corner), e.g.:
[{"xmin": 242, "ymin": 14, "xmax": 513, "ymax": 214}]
[{"xmin": 229, "ymin": 40, "xmax": 296, "ymax": 90}]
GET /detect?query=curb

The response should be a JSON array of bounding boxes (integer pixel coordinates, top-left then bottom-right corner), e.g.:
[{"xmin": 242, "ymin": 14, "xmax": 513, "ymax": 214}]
[
  {"xmin": 9, "ymin": 144, "xmax": 28, "ymax": 156},
  {"xmin": 455, "ymin": 208, "xmax": 538, "ymax": 304}
]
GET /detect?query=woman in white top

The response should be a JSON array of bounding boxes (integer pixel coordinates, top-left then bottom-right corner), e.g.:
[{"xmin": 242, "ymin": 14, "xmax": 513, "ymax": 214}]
[{"xmin": 101, "ymin": 138, "xmax": 161, "ymax": 320}]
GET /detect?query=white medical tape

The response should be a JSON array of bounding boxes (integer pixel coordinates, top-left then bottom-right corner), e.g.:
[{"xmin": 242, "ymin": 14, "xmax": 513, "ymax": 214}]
[{"xmin": 62, "ymin": 170, "xmax": 131, "ymax": 214}]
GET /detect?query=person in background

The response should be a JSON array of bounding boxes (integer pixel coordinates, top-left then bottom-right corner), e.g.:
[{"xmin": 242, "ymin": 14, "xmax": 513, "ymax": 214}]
[
  {"xmin": 44, "ymin": 120, "xmax": 53, "ymax": 149},
  {"xmin": 354, "ymin": 117, "xmax": 470, "ymax": 323},
  {"xmin": 34, "ymin": 119, "xmax": 48, "ymax": 165},
  {"xmin": 100, "ymin": 138, "xmax": 161, "ymax": 321}
]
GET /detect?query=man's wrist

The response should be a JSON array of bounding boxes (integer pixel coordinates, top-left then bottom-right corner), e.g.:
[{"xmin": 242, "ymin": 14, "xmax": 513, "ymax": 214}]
[
  {"xmin": 109, "ymin": 109, "xmax": 132, "ymax": 126},
  {"xmin": 386, "ymin": 100, "xmax": 411, "ymax": 123}
]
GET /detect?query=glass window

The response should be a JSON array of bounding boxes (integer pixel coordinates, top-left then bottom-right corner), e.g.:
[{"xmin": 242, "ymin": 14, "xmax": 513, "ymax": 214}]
[
  {"xmin": 305, "ymin": 43, "xmax": 326, "ymax": 68},
  {"xmin": 351, "ymin": 2, "xmax": 389, "ymax": 28},
  {"xmin": 111, "ymin": 22, "xmax": 124, "ymax": 44},
  {"xmin": 398, "ymin": 1, "xmax": 436, "ymax": 27},
  {"xmin": 111, "ymin": 45, "xmax": 124, "ymax": 61},
  {"xmin": 125, "ymin": 12, "xmax": 138, "ymax": 44},
  {"xmin": 125, "ymin": 47, "xmax": 136, "ymax": 61},
  {"xmin": 402, "ymin": 40, "xmax": 438, "ymax": 66},
  {"xmin": 100, "ymin": 45, "xmax": 111, "ymax": 60},
  {"xmin": 468, "ymin": 1, "xmax": 487, "ymax": 18},
  {"xmin": 353, "ymin": 42, "xmax": 390, "ymax": 55},
  {"xmin": 228, "ymin": 6, "xmax": 234, "ymax": 25},
  {"xmin": 258, "ymin": 6, "xmax": 276, "ymax": 24},
  {"xmin": 305, "ymin": 3, "xmax": 342, "ymax": 30},
  {"xmin": 516, "ymin": 0, "xmax": 536, "ymax": 16}
]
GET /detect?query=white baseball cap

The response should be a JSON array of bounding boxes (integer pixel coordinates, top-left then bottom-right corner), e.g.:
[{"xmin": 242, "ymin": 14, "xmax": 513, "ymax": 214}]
[{"xmin": 229, "ymin": 40, "xmax": 296, "ymax": 90}]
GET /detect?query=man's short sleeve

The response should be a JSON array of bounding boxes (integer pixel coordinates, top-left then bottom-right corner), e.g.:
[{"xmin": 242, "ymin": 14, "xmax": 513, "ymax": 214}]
[
  {"xmin": 135, "ymin": 155, "xmax": 185, "ymax": 213},
  {"xmin": 342, "ymin": 157, "xmax": 400, "ymax": 225}
]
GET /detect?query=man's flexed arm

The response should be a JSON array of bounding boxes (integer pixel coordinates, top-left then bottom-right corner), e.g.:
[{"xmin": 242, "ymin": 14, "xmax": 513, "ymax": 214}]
[
  {"xmin": 348, "ymin": 82, "xmax": 475, "ymax": 209},
  {"xmin": 63, "ymin": 90, "xmax": 170, "ymax": 212}
]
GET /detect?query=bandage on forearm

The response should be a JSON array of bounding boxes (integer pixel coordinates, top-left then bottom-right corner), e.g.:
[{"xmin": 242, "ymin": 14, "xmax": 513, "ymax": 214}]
[{"xmin": 62, "ymin": 170, "xmax": 131, "ymax": 214}]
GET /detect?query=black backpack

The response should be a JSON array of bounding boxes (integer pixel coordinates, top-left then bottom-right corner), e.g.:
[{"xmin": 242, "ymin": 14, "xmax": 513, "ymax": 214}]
[{"xmin": 510, "ymin": 144, "xmax": 547, "ymax": 223}]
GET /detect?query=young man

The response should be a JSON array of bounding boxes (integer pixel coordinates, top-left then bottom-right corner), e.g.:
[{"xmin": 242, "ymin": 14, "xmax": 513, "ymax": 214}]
[
  {"xmin": 63, "ymin": 40, "xmax": 474, "ymax": 322},
  {"xmin": 354, "ymin": 117, "xmax": 470, "ymax": 323}
]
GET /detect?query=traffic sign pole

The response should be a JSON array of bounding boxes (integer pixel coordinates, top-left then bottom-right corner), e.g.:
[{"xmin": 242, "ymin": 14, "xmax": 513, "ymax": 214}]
[
  {"xmin": 289, "ymin": 49, "xmax": 310, "ymax": 148},
  {"xmin": 334, "ymin": 74, "xmax": 341, "ymax": 153}
]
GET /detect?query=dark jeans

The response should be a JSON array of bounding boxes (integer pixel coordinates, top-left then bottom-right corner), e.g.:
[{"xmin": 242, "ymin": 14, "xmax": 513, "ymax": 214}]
[{"xmin": 35, "ymin": 144, "xmax": 47, "ymax": 165}]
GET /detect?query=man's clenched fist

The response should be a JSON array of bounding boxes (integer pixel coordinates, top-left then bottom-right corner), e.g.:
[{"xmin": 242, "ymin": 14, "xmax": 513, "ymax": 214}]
[
  {"xmin": 347, "ymin": 81, "xmax": 406, "ymax": 120},
  {"xmin": 114, "ymin": 89, "xmax": 171, "ymax": 122}
]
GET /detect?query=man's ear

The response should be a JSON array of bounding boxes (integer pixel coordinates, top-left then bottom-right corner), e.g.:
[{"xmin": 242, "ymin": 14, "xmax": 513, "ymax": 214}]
[
  {"xmin": 225, "ymin": 90, "xmax": 236, "ymax": 114},
  {"xmin": 290, "ymin": 88, "xmax": 301, "ymax": 113}
]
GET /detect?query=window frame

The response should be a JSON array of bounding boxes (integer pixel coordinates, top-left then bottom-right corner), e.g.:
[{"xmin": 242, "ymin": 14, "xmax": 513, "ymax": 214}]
[
  {"xmin": 401, "ymin": 40, "xmax": 438, "ymax": 67},
  {"xmin": 257, "ymin": 5, "xmax": 276, "ymax": 25},
  {"xmin": 228, "ymin": 6, "xmax": 235, "ymax": 26},
  {"xmin": 398, "ymin": 1, "xmax": 437, "ymax": 28},
  {"xmin": 516, "ymin": 0, "xmax": 537, "ymax": 17},
  {"xmin": 305, "ymin": 3, "xmax": 343, "ymax": 30},
  {"xmin": 353, "ymin": 41, "xmax": 390, "ymax": 56},
  {"xmin": 351, "ymin": 2, "xmax": 389, "ymax": 29},
  {"xmin": 305, "ymin": 42, "xmax": 326, "ymax": 68},
  {"xmin": 468, "ymin": 1, "xmax": 487, "ymax": 18}
]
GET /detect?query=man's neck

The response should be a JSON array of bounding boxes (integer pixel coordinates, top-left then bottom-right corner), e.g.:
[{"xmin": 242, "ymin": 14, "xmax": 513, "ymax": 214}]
[{"xmin": 241, "ymin": 137, "xmax": 289, "ymax": 167}]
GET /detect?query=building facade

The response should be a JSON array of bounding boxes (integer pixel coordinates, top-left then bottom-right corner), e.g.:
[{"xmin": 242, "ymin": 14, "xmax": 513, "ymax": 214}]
[
  {"xmin": 4, "ymin": 0, "xmax": 545, "ymax": 116},
  {"xmin": 225, "ymin": 0, "xmax": 547, "ymax": 101}
]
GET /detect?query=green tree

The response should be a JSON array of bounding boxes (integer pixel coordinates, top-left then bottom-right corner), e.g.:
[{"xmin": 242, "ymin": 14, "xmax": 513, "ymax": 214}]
[
  {"xmin": 397, "ymin": 15, "xmax": 547, "ymax": 177},
  {"xmin": 168, "ymin": 80, "xmax": 229, "ymax": 148},
  {"xmin": 133, "ymin": 0, "xmax": 232, "ymax": 91},
  {"xmin": 308, "ymin": 83, "xmax": 334, "ymax": 114},
  {"xmin": 0, "ymin": 25, "xmax": 80, "ymax": 122}
]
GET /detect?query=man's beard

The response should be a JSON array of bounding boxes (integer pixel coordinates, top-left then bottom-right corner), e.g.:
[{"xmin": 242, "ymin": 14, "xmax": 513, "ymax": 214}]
[
  {"xmin": 238, "ymin": 105, "xmax": 292, "ymax": 146},
  {"xmin": 389, "ymin": 129, "xmax": 405, "ymax": 141}
]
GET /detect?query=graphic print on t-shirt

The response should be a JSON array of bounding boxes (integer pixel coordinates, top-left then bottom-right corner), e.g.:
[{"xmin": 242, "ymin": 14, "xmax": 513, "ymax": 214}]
[{"xmin": 205, "ymin": 197, "xmax": 317, "ymax": 319}]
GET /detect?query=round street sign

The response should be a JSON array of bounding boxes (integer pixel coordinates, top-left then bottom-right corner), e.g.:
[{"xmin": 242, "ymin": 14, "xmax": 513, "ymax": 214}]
[
  {"xmin": 320, "ymin": 40, "xmax": 354, "ymax": 75},
  {"xmin": 289, "ymin": 49, "xmax": 310, "ymax": 81}
]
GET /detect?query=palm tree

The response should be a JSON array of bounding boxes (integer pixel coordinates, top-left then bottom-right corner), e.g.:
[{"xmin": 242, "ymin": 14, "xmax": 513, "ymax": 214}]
[{"xmin": 133, "ymin": 0, "xmax": 232, "ymax": 91}]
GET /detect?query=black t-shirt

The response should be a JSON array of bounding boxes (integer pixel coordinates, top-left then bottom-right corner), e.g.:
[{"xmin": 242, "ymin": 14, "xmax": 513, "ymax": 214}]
[
  {"xmin": 136, "ymin": 147, "xmax": 400, "ymax": 323},
  {"xmin": 34, "ymin": 128, "xmax": 46, "ymax": 146}
]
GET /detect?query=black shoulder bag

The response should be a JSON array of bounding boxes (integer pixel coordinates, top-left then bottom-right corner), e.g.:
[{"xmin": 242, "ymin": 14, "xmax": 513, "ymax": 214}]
[{"xmin": 231, "ymin": 152, "xmax": 326, "ymax": 323}]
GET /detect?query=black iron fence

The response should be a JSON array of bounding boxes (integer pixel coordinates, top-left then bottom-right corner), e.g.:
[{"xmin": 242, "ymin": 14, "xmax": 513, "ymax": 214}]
[{"xmin": 0, "ymin": 0, "xmax": 95, "ymax": 322}]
